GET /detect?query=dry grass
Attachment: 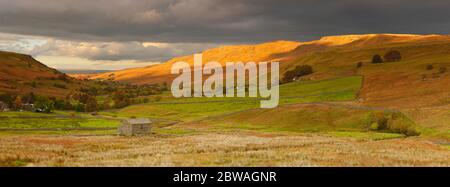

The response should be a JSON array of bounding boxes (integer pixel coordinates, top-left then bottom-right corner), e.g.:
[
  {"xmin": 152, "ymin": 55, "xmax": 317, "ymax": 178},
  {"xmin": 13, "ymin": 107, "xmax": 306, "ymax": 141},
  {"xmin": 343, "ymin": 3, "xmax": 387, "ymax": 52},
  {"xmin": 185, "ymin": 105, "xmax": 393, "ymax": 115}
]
[{"xmin": 0, "ymin": 131, "xmax": 448, "ymax": 167}]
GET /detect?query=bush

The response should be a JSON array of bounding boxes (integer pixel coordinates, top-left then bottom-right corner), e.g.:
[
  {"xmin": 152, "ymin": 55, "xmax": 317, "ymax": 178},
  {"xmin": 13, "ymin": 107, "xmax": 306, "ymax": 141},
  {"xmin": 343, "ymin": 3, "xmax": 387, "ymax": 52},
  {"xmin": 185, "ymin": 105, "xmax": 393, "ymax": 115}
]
[
  {"xmin": 356, "ymin": 62, "xmax": 363, "ymax": 68},
  {"xmin": 439, "ymin": 67, "xmax": 447, "ymax": 74},
  {"xmin": 31, "ymin": 81, "xmax": 37, "ymax": 88},
  {"xmin": 371, "ymin": 54, "xmax": 383, "ymax": 64},
  {"xmin": 75, "ymin": 103, "xmax": 86, "ymax": 112},
  {"xmin": 53, "ymin": 83, "xmax": 67, "ymax": 89},
  {"xmin": 426, "ymin": 64, "xmax": 434, "ymax": 70},
  {"xmin": 386, "ymin": 113, "xmax": 420, "ymax": 136},
  {"xmin": 365, "ymin": 112, "xmax": 420, "ymax": 136},
  {"xmin": 85, "ymin": 96, "xmax": 98, "ymax": 112},
  {"xmin": 384, "ymin": 50, "xmax": 402, "ymax": 62},
  {"xmin": 154, "ymin": 96, "xmax": 162, "ymax": 102},
  {"xmin": 370, "ymin": 122, "xmax": 380, "ymax": 131},
  {"xmin": 34, "ymin": 96, "xmax": 55, "ymax": 113},
  {"xmin": 282, "ymin": 65, "xmax": 313, "ymax": 83}
]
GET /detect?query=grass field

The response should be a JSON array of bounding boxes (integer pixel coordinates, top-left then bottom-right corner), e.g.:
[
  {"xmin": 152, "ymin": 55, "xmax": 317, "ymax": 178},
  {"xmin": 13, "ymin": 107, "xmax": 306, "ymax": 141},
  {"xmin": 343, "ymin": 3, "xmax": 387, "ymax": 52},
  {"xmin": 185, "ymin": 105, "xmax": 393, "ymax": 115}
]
[
  {"xmin": 0, "ymin": 111, "xmax": 120, "ymax": 129},
  {"xmin": 0, "ymin": 131, "xmax": 448, "ymax": 167},
  {"xmin": 101, "ymin": 76, "xmax": 362, "ymax": 121}
]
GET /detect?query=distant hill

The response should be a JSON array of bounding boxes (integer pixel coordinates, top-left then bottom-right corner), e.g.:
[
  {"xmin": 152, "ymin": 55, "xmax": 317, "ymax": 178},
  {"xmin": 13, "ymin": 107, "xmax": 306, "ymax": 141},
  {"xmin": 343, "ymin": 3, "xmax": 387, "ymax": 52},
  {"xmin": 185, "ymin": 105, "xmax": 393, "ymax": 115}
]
[
  {"xmin": 89, "ymin": 34, "xmax": 450, "ymax": 109},
  {"xmin": 0, "ymin": 51, "xmax": 91, "ymax": 97},
  {"xmin": 89, "ymin": 40, "xmax": 301, "ymax": 84},
  {"xmin": 61, "ymin": 69, "xmax": 113, "ymax": 74}
]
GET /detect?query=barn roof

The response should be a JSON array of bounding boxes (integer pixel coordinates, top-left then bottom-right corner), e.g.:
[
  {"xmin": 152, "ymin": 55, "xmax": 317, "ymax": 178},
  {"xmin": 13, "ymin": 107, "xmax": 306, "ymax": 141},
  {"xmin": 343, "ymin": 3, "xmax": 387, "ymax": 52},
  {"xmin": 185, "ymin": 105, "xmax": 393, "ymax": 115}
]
[{"xmin": 124, "ymin": 118, "xmax": 152, "ymax": 124}]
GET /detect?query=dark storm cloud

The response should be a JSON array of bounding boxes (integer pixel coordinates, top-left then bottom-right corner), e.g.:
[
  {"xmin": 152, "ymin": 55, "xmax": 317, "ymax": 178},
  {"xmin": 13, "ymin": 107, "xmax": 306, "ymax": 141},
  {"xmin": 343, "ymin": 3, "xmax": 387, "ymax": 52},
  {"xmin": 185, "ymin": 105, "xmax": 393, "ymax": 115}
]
[{"xmin": 0, "ymin": 0, "xmax": 449, "ymax": 43}]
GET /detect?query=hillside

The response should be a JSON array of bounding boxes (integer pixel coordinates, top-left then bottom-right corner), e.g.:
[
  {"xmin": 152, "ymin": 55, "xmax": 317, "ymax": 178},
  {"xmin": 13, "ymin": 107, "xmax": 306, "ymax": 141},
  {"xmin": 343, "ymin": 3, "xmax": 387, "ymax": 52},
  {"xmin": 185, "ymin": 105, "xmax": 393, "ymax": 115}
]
[
  {"xmin": 0, "ymin": 51, "xmax": 90, "ymax": 97},
  {"xmin": 88, "ymin": 34, "xmax": 450, "ymax": 109},
  {"xmin": 89, "ymin": 40, "xmax": 301, "ymax": 84}
]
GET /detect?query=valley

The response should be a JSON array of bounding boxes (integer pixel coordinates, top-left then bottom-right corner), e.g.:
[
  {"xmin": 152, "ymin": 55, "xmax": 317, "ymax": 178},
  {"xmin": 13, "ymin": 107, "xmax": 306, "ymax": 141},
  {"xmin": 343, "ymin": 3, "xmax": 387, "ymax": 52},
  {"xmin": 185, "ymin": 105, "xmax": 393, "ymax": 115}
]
[{"xmin": 0, "ymin": 34, "xmax": 449, "ymax": 166}]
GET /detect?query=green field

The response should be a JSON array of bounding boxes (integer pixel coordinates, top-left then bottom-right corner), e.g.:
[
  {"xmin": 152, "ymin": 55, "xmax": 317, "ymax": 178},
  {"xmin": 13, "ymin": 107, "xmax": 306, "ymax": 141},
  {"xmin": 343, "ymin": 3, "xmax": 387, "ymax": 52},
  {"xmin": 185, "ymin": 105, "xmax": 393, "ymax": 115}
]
[
  {"xmin": 203, "ymin": 103, "xmax": 419, "ymax": 136},
  {"xmin": 0, "ymin": 111, "xmax": 120, "ymax": 129},
  {"xmin": 101, "ymin": 76, "xmax": 362, "ymax": 121}
]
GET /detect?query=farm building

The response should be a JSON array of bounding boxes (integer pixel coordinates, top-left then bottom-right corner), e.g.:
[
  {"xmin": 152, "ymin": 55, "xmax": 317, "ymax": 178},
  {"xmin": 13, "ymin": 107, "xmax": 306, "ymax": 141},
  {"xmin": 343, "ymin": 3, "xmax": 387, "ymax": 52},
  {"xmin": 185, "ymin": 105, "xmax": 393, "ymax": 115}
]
[
  {"xmin": 118, "ymin": 118, "xmax": 152, "ymax": 136},
  {"xmin": 0, "ymin": 101, "xmax": 9, "ymax": 112}
]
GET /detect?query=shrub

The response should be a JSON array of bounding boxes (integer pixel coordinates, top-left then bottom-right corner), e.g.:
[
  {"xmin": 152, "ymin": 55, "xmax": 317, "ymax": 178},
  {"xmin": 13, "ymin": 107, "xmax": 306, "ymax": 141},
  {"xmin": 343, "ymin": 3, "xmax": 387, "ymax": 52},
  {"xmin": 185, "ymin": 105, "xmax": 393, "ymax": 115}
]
[
  {"xmin": 282, "ymin": 65, "xmax": 313, "ymax": 83},
  {"xmin": 439, "ymin": 67, "xmax": 447, "ymax": 74},
  {"xmin": 0, "ymin": 94, "xmax": 14, "ymax": 106},
  {"xmin": 386, "ymin": 112, "xmax": 420, "ymax": 136},
  {"xmin": 364, "ymin": 112, "xmax": 420, "ymax": 136},
  {"xmin": 53, "ymin": 99, "xmax": 68, "ymax": 110},
  {"xmin": 370, "ymin": 122, "xmax": 380, "ymax": 131},
  {"xmin": 53, "ymin": 83, "xmax": 67, "ymax": 89},
  {"xmin": 34, "ymin": 96, "xmax": 55, "ymax": 113},
  {"xmin": 75, "ymin": 103, "xmax": 86, "ymax": 112},
  {"xmin": 426, "ymin": 64, "xmax": 434, "ymax": 70},
  {"xmin": 384, "ymin": 50, "xmax": 402, "ymax": 62},
  {"xmin": 31, "ymin": 81, "xmax": 37, "ymax": 88},
  {"xmin": 371, "ymin": 54, "xmax": 383, "ymax": 64},
  {"xmin": 356, "ymin": 62, "xmax": 363, "ymax": 68},
  {"xmin": 154, "ymin": 96, "xmax": 162, "ymax": 102},
  {"xmin": 85, "ymin": 96, "xmax": 98, "ymax": 112}
]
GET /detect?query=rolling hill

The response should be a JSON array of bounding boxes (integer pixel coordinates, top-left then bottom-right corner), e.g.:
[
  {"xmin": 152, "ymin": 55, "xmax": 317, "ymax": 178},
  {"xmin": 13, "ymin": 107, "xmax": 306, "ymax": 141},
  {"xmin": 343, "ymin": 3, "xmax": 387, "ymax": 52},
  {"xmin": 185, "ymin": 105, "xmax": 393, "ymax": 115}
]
[
  {"xmin": 89, "ymin": 34, "xmax": 450, "ymax": 109},
  {"xmin": 0, "ymin": 51, "xmax": 91, "ymax": 97}
]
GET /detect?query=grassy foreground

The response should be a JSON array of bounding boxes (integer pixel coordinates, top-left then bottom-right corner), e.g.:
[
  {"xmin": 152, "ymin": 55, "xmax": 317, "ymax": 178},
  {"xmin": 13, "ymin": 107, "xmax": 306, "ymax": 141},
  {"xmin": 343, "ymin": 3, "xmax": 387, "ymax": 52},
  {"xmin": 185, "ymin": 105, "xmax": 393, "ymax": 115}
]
[
  {"xmin": 0, "ymin": 76, "xmax": 448, "ymax": 166},
  {"xmin": 0, "ymin": 131, "xmax": 448, "ymax": 167}
]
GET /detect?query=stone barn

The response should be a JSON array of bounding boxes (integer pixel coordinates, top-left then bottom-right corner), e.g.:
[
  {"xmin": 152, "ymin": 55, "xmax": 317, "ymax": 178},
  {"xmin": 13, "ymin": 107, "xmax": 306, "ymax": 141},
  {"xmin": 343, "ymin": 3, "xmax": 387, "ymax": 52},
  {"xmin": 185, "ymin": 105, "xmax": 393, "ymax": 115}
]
[{"xmin": 118, "ymin": 118, "xmax": 152, "ymax": 136}]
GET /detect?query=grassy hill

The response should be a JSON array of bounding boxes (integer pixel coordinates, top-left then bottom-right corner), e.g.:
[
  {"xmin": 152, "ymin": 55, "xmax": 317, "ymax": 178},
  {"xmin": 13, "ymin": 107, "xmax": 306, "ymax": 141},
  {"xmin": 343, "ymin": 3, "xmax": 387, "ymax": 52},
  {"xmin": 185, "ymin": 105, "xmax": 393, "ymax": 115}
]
[
  {"xmin": 89, "ymin": 34, "xmax": 450, "ymax": 109},
  {"xmin": 102, "ymin": 76, "xmax": 361, "ymax": 121},
  {"xmin": 0, "ymin": 51, "xmax": 93, "ymax": 98},
  {"xmin": 89, "ymin": 40, "xmax": 301, "ymax": 84}
]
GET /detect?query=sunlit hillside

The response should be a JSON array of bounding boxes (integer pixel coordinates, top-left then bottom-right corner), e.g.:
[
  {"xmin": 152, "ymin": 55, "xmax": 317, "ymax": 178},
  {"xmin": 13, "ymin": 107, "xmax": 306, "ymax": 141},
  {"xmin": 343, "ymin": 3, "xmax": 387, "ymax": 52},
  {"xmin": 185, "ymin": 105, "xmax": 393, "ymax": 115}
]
[{"xmin": 0, "ymin": 51, "xmax": 91, "ymax": 97}]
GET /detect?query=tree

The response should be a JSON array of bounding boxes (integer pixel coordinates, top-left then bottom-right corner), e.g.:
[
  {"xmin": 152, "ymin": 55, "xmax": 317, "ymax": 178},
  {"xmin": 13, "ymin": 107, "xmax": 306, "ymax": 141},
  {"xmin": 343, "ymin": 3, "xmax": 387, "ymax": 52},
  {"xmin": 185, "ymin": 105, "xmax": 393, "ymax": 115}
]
[
  {"xmin": 113, "ymin": 90, "xmax": 131, "ymax": 108},
  {"xmin": 78, "ymin": 94, "xmax": 90, "ymax": 104},
  {"xmin": 13, "ymin": 96, "xmax": 22, "ymax": 110},
  {"xmin": 0, "ymin": 94, "xmax": 14, "ymax": 107},
  {"xmin": 34, "ymin": 97, "xmax": 54, "ymax": 113},
  {"xmin": 22, "ymin": 92, "xmax": 36, "ymax": 104},
  {"xmin": 74, "ymin": 103, "xmax": 86, "ymax": 112},
  {"xmin": 371, "ymin": 54, "xmax": 383, "ymax": 64},
  {"xmin": 282, "ymin": 65, "xmax": 314, "ymax": 83},
  {"xmin": 439, "ymin": 67, "xmax": 447, "ymax": 74},
  {"xmin": 85, "ymin": 96, "xmax": 98, "ymax": 112},
  {"xmin": 384, "ymin": 50, "xmax": 402, "ymax": 62},
  {"xmin": 54, "ymin": 99, "xmax": 68, "ymax": 110},
  {"xmin": 356, "ymin": 62, "xmax": 363, "ymax": 68},
  {"xmin": 30, "ymin": 81, "xmax": 37, "ymax": 88}
]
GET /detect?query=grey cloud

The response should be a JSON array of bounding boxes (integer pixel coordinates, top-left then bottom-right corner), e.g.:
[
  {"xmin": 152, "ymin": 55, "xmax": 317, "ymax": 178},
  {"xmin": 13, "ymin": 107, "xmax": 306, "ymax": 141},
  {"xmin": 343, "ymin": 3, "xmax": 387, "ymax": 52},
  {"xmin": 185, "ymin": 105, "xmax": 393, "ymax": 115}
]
[
  {"xmin": 0, "ymin": 0, "xmax": 448, "ymax": 43},
  {"xmin": 27, "ymin": 39, "xmax": 220, "ymax": 61}
]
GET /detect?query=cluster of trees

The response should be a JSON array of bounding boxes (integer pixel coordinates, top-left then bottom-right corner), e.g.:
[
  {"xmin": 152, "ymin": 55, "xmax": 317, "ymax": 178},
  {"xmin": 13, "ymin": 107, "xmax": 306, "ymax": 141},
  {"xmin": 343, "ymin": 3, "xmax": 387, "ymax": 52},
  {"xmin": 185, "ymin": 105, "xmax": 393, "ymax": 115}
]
[
  {"xmin": 0, "ymin": 80, "xmax": 169, "ymax": 113},
  {"xmin": 67, "ymin": 93, "xmax": 98, "ymax": 112},
  {"xmin": 0, "ymin": 92, "xmax": 58, "ymax": 113},
  {"xmin": 372, "ymin": 50, "xmax": 402, "ymax": 64},
  {"xmin": 67, "ymin": 81, "xmax": 169, "ymax": 112},
  {"xmin": 79, "ymin": 81, "xmax": 167, "ymax": 97},
  {"xmin": 282, "ymin": 65, "xmax": 314, "ymax": 83}
]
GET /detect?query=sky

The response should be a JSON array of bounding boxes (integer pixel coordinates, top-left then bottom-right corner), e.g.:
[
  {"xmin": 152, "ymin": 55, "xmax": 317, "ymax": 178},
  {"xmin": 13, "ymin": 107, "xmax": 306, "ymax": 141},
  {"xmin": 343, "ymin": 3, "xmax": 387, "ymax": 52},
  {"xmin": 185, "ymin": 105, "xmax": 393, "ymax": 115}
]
[{"xmin": 0, "ymin": 0, "xmax": 450, "ymax": 70}]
